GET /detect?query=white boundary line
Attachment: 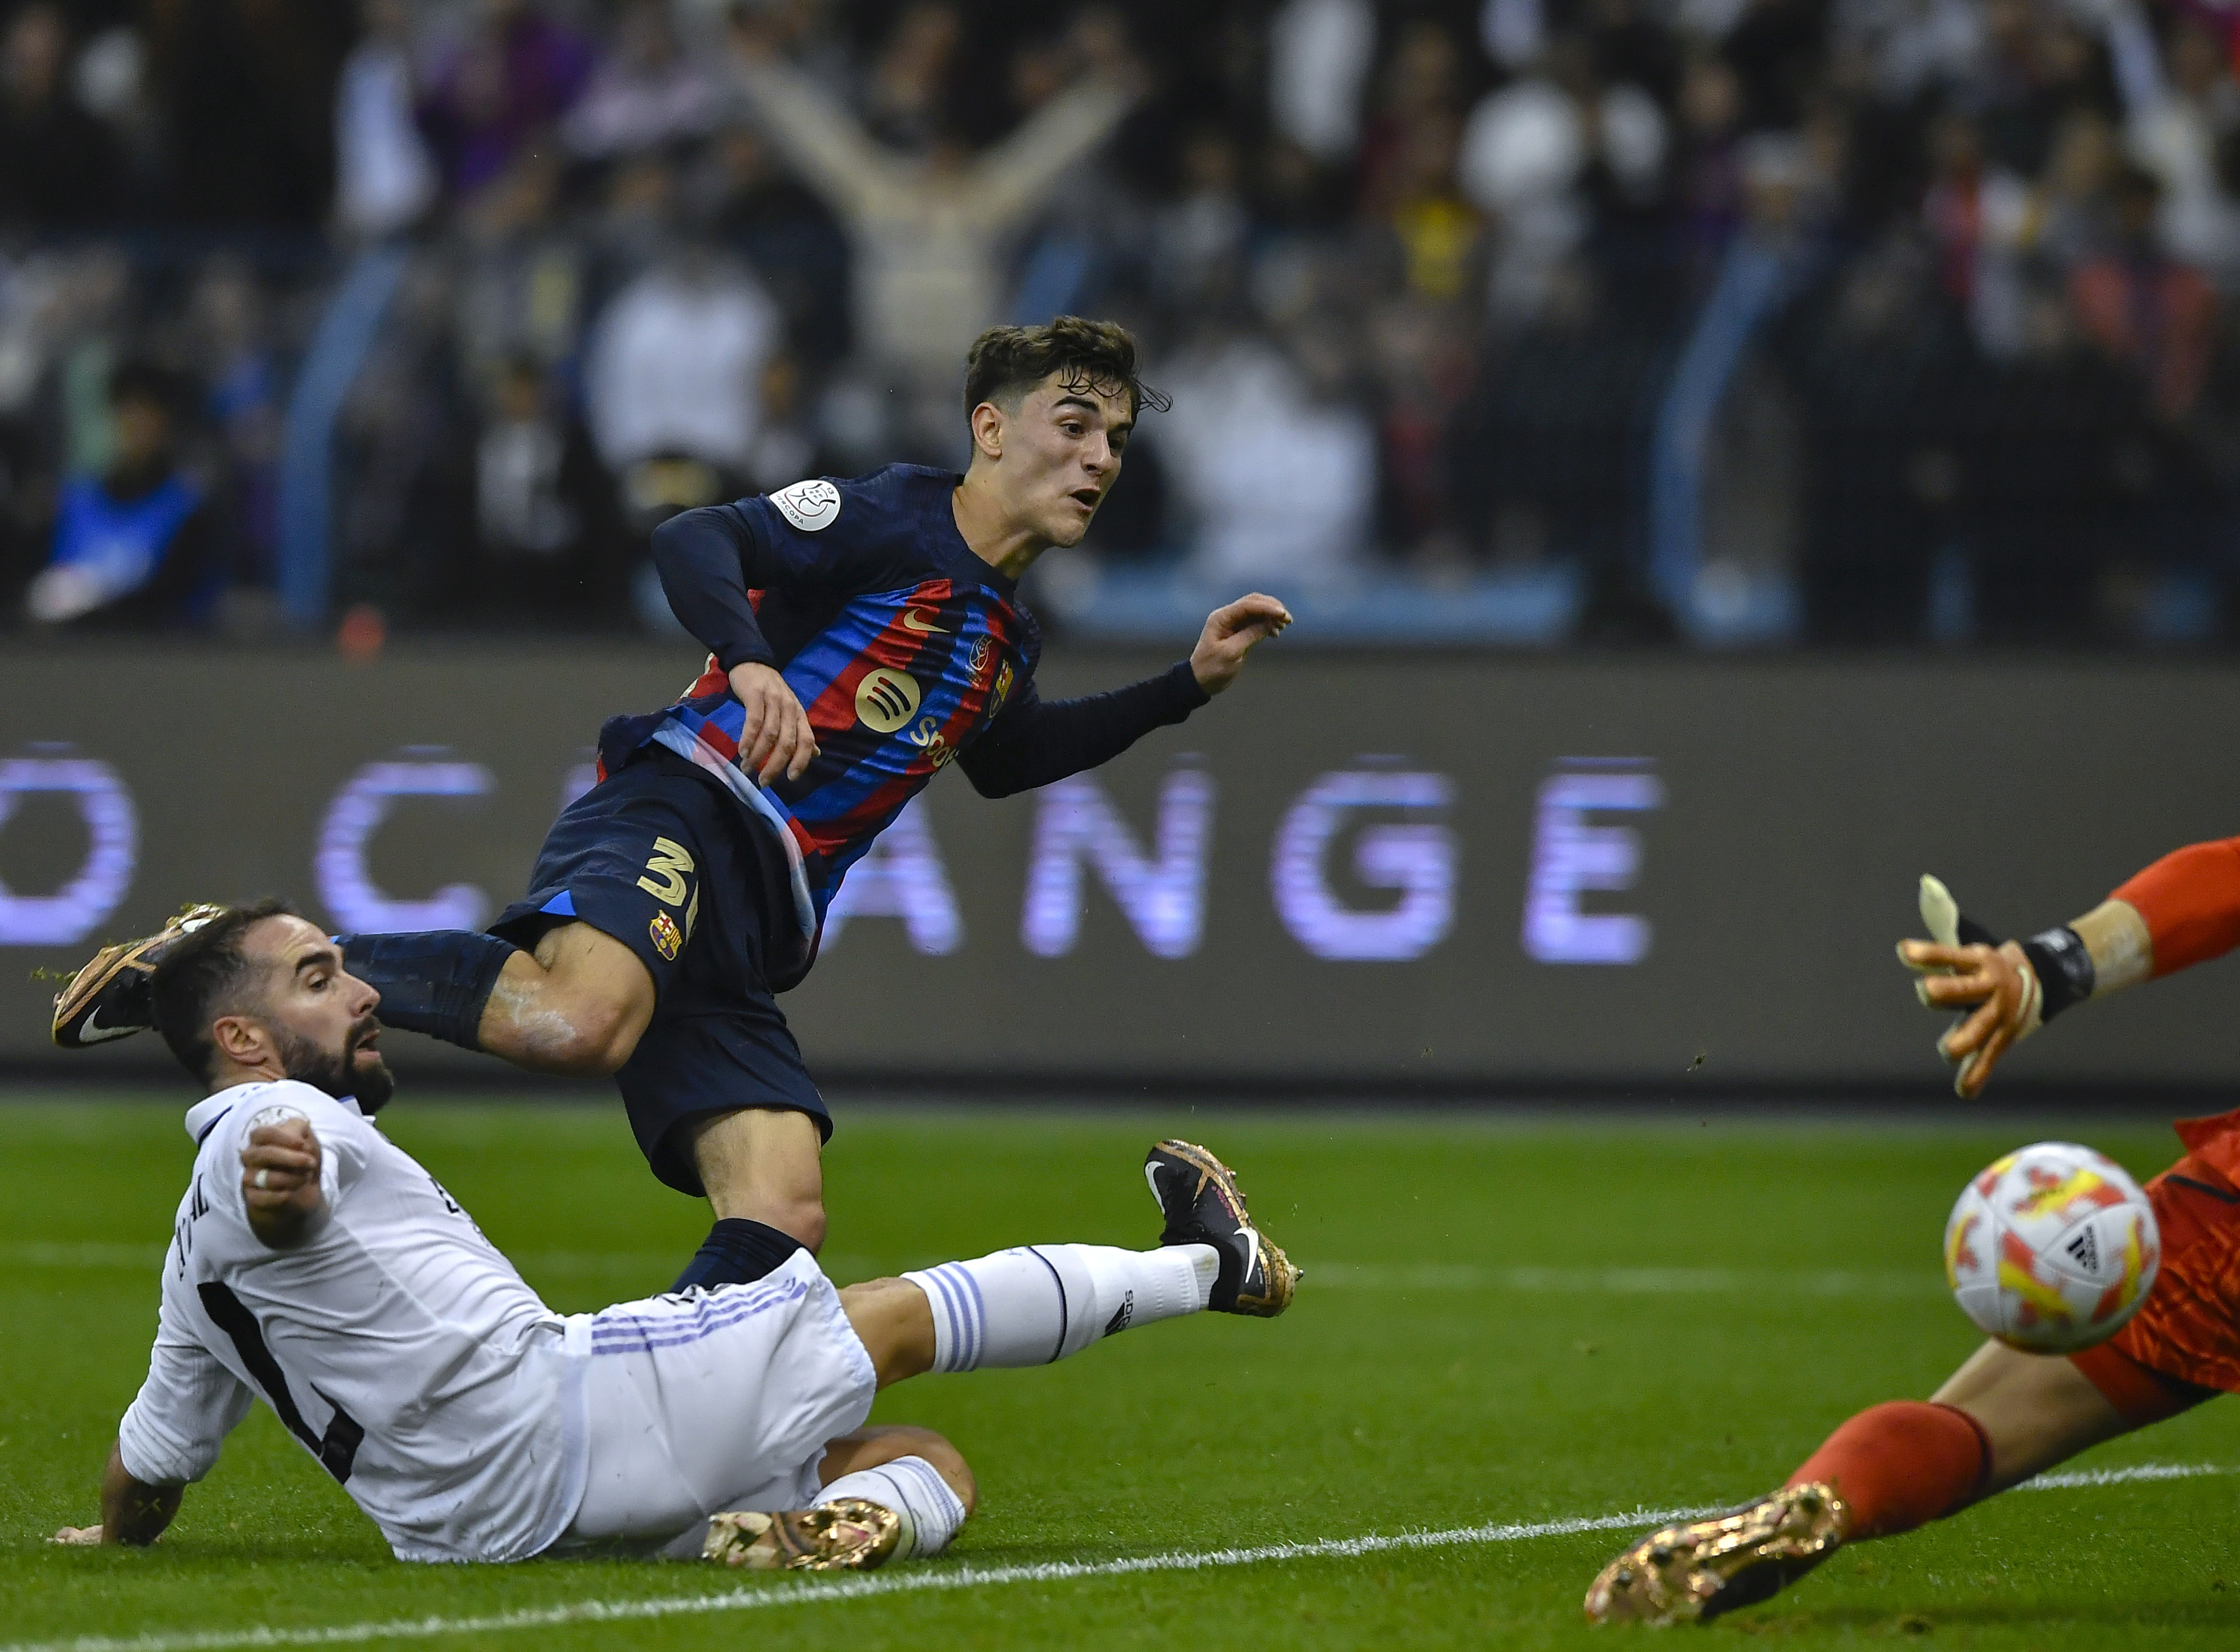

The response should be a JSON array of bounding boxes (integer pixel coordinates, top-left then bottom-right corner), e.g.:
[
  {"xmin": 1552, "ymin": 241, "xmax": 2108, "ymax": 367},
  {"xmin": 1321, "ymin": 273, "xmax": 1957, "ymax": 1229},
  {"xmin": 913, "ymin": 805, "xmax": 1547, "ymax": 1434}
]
[{"xmin": 11, "ymin": 1462, "xmax": 2229, "ymax": 1652}]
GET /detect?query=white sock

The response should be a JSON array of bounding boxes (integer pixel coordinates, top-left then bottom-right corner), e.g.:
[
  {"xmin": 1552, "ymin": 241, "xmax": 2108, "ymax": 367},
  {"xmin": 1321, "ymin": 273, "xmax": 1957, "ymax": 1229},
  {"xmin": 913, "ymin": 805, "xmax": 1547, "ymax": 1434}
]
[
  {"xmin": 818, "ymin": 1457, "xmax": 968, "ymax": 1560},
  {"xmin": 902, "ymin": 1243, "xmax": 1217, "ymax": 1373}
]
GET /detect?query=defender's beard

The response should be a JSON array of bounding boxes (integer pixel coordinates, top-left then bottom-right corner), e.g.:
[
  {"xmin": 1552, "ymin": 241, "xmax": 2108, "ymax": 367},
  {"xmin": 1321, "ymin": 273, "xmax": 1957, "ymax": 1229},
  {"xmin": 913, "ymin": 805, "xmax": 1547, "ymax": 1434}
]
[{"xmin": 275, "ymin": 1018, "xmax": 395, "ymax": 1115}]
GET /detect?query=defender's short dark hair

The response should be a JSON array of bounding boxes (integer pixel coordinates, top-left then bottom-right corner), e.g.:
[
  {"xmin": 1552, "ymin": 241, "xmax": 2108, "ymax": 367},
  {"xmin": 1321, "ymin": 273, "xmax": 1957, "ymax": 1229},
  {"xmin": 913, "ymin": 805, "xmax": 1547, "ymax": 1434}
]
[
  {"xmin": 962, "ymin": 316, "xmax": 1170, "ymax": 423},
  {"xmin": 150, "ymin": 899, "xmax": 299, "ymax": 1085}
]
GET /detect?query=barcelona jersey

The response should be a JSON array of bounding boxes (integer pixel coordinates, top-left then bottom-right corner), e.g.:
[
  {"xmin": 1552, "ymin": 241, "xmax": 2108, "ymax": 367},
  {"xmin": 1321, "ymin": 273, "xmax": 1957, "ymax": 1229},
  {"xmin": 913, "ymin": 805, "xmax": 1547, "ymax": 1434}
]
[{"xmin": 601, "ymin": 466, "xmax": 1044, "ymax": 946}]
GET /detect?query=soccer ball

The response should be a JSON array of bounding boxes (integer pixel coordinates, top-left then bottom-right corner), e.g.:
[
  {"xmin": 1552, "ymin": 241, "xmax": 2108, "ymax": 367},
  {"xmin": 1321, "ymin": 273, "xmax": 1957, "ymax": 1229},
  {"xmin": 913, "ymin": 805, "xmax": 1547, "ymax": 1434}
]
[{"xmin": 1943, "ymin": 1142, "xmax": 2160, "ymax": 1354}]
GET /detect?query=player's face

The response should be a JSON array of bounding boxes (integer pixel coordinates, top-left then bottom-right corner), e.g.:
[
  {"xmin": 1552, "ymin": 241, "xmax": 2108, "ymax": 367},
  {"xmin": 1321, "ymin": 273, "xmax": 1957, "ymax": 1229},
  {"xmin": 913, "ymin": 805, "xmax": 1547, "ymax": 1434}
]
[
  {"xmin": 998, "ymin": 375, "xmax": 1133, "ymax": 548},
  {"xmin": 239, "ymin": 915, "xmax": 393, "ymax": 1111}
]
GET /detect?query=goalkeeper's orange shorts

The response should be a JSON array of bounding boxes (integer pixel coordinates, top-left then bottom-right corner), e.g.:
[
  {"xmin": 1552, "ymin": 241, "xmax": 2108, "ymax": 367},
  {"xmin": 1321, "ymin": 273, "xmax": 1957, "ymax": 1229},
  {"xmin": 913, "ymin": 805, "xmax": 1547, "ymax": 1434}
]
[{"xmin": 2070, "ymin": 1108, "xmax": 2240, "ymax": 1423}]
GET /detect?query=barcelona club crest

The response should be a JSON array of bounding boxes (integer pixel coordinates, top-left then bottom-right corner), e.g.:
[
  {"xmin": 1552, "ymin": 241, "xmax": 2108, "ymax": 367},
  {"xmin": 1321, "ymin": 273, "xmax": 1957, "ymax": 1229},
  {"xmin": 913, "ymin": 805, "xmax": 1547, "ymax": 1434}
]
[{"xmin": 649, "ymin": 910, "xmax": 683, "ymax": 961}]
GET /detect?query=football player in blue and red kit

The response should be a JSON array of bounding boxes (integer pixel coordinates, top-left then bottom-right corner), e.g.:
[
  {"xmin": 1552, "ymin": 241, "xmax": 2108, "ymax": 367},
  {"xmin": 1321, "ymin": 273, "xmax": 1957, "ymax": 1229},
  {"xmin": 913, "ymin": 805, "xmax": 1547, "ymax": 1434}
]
[{"xmin": 54, "ymin": 317, "xmax": 1294, "ymax": 1303}]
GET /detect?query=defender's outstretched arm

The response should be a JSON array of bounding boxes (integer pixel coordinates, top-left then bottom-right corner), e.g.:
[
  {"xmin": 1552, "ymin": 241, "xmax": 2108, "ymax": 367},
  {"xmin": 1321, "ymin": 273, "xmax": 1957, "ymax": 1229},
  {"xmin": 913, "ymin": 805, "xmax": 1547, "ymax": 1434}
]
[{"xmin": 51, "ymin": 1441, "xmax": 183, "ymax": 1548}]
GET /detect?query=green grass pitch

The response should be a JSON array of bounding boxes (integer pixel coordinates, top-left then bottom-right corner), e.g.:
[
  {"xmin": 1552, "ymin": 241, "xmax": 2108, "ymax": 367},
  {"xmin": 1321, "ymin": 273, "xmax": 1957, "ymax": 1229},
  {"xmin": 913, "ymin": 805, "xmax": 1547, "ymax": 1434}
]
[{"xmin": 3, "ymin": 1096, "xmax": 2238, "ymax": 1650}]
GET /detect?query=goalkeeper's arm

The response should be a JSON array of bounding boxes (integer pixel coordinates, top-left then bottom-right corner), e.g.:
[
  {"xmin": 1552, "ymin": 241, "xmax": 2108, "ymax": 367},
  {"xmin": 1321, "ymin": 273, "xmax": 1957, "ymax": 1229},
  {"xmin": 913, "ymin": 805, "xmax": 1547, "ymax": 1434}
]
[{"xmin": 1896, "ymin": 836, "xmax": 2240, "ymax": 1096}]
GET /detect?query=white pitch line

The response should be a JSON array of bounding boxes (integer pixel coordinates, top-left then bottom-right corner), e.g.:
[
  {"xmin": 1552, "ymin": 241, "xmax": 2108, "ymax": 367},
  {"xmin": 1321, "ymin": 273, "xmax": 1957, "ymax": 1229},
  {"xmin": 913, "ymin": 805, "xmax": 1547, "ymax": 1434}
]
[
  {"xmin": 10, "ymin": 1463, "xmax": 2229, "ymax": 1652},
  {"xmin": 2019, "ymin": 1461, "xmax": 2233, "ymax": 1491}
]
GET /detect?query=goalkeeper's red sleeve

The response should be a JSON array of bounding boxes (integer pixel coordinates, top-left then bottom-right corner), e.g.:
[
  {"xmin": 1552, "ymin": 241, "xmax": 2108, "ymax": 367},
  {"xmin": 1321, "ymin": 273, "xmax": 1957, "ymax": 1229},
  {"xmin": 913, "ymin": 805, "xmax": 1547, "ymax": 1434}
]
[
  {"xmin": 1784, "ymin": 1401, "xmax": 1990, "ymax": 1539},
  {"xmin": 2110, "ymin": 837, "xmax": 2240, "ymax": 978}
]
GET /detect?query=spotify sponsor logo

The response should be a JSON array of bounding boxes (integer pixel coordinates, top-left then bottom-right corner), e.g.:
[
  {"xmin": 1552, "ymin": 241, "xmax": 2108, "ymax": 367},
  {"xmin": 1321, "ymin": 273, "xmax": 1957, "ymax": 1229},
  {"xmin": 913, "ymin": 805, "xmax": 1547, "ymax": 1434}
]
[{"xmin": 855, "ymin": 668, "xmax": 923, "ymax": 733}]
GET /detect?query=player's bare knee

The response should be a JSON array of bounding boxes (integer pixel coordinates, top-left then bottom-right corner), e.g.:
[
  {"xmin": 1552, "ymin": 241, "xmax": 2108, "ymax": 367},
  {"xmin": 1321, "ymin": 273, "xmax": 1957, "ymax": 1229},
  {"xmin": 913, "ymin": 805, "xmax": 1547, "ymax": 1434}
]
[{"xmin": 839, "ymin": 1276, "xmax": 936, "ymax": 1383}]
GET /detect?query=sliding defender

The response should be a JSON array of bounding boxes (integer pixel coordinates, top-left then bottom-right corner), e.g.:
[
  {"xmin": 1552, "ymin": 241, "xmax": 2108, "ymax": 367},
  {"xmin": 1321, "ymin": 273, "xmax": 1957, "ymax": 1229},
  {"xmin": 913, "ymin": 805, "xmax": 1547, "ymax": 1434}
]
[
  {"xmin": 54, "ymin": 902, "xmax": 1299, "ymax": 1565},
  {"xmin": 54, "ymin": 317, "xmax": 1290, "ymax": 1295}
]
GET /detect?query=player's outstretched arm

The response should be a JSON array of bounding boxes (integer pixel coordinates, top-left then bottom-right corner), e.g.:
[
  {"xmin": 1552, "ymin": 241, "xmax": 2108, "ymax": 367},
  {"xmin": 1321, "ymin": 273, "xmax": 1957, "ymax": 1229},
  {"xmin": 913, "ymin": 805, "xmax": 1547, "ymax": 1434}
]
[
  {"xmin": 955, "ymin": 594, "xmax": 1288, "ymax": 799},
  {"xmin": 1897, "ymin": 835, "xmax": 2240, "ymax": 1096},
  {"xmin": 51, "ymin": 1440, "xmax": 183, "ymax": 1547}
]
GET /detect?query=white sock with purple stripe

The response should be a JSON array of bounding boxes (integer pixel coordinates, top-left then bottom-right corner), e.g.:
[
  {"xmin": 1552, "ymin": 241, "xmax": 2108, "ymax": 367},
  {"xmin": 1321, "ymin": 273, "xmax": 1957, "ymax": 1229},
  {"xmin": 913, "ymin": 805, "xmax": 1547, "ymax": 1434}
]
[
  {"xmin": 901, "ymin": 1244, "xmax": 1217, "ymax": 1373},
  {"xmin": 817, "ymin": 1456, "xmax": 968, "ymax": 1560}
]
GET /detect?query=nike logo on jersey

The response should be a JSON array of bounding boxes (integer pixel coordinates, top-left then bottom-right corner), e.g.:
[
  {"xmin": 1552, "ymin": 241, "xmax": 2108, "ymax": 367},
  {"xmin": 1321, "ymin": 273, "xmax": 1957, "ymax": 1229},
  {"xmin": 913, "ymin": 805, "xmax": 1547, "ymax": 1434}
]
[{"xmin": 899, "ymin": 607, "xmax": 948, "ymax": 634}]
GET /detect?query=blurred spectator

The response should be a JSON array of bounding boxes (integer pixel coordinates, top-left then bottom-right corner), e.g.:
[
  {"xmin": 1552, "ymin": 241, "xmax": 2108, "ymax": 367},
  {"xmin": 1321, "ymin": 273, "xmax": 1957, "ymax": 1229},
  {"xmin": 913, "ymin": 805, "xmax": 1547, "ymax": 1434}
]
[
  {"xmin": 1674, "ymin": 50, "xmax": 1748, "ymax": 272},
  {"xmin": 692, "ymin": 124, "xmax": 852, "ymax": 368},
  {"xmin": 418, "ymin": 0, "xmax": 594, "ymax": 199},
  {"xmin": 469, "ymin": 352, "xmax": 623, "ymax": 625},
  {"xmin": 451, "ymin": 148, "xmax": 583, "ymax": 381},
  {"xmin": 583, "ymin": 246, "xmax": 783, "ymax": 482},
  {"xmin": 335, "ymin": 0, "xmax": 438, "ymax": 240},
  {"xmin": 1958, "ymin": 280, "xmax": 2150, "ymax": 642},
  {"xmin": 147, "ymin": 0, "xmax": 348, "ymax": 226},
  {"xmin": 183, "ymin": 257, "xmax": 282, "ymax": 593},
  {"xmin": 7, "ymin": 0, "xmax": 2240, "ymax": 644},
  {"xmin": 1152, "ymin": 127, "xmax": 1252, "ymax": 312},
  {"xmin": 2128, "ymin": 14, "xmax": 2240, "ymax": 289},
  {"xmin": 2070, "ymin": 164, "xmax": 2218, "ymax": 423},
  {"xmin": 862, "ymin": 0, "xmax": 962, "ymax": 152},
  {"xmin": 1161, "ymin": 326, "xmax": 1376, "ymax": 586},
  {"xmin": 0, "ymin": 3, "xmax": 124, "ymax": 230},
  {"xmin": 1454, "ymin": 257, "xmax": 1663, "ymax": 578},
  {"xmin": 24, "ymin": 359, "xmax": 217, "ymax": 630},
  {"xmin": 1460, "ymin": 33, "xmax": 1664, "ymax": 316},
  {"xmin": 728, "ymin": 13, "xmax": 1138, "ymax": 451},
  {"xmin": 1268, "ymin": 0, "xmax": 1375, "ymax": 164},
  {"xmin": 1784, "ymin": 237, "xmax": 1965, "ymax": 640},
  {"xmin": 563, "ymin": 0, "xmax": 721, "ymax": 160},
  {"xmin": 1725, "ymin": 0, "xmax": 1832, "ymax": 132},
  {"xmin": 1370, "ymin": 296, "xmax": 1475, "ymax": 559}
]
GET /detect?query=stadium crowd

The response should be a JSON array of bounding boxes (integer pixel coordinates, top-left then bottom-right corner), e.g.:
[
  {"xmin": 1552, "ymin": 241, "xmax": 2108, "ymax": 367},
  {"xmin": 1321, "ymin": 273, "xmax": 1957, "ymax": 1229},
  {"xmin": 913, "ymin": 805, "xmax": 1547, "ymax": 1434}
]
[{"xmin": 6, "ymin": 0, "xmax": 2240, "ymax": 643}]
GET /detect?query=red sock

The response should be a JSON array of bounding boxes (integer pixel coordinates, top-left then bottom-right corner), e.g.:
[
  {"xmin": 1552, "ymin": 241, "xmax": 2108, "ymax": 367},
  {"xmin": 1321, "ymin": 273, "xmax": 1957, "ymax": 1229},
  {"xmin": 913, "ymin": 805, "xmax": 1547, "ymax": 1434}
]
[{"xmin": 1784, "ymin": 1401, "xmax": 1991, "ymax": 1539}]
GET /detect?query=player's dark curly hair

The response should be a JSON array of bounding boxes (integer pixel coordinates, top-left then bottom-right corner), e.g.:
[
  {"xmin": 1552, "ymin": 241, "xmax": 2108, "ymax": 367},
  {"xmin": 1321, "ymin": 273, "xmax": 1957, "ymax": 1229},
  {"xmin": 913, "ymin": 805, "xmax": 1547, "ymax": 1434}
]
[
  {"xmin": 962, "ymin": 316, "xmax": 1170, "ymax": 423},
  {"xmin": 151, "ymin": 898, "xmax": 298, "ymax": 1084}
]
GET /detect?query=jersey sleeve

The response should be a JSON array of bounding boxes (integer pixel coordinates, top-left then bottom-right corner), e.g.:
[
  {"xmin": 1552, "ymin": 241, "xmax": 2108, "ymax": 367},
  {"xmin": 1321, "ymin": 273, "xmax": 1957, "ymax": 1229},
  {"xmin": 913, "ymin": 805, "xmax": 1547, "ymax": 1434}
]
[
  {"xmin": 116, "ymin": 1288, "xmax": 252, "ymax": 1485},
  {"xmin": 2111, "ymin": 837, "xmax": 2240, "ymax": 977},
  {"xmin": 956, "ymin": 661, "xmax": 1210, "ymax": 798},
  {"xmin": 650, "ymin": 489, "xmax": 930, "ymax": 674}
]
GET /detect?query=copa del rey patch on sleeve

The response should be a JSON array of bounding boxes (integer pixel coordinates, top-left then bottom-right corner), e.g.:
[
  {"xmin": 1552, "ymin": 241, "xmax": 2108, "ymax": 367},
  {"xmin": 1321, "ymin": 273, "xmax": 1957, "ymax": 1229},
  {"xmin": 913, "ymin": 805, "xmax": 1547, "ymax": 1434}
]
[{"xmin": 772, "ymin": 479, "xmax": 842, "ymax": 532}]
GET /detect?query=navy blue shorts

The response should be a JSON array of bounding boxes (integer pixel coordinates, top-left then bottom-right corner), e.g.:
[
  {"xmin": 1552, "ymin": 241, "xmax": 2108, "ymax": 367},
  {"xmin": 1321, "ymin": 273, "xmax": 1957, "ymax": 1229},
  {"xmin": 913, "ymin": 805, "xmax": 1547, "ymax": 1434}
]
[{"xmin": 490, "ymin": 748, "xmax": 829, "ymax": 1198}]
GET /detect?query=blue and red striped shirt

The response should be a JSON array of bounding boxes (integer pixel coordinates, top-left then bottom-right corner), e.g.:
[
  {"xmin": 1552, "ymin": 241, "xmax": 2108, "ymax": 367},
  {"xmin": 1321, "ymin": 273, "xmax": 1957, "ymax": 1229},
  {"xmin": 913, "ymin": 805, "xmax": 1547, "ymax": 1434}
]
[{"xmin": 601, "ymin": 465, "xmax": 1207, "ymax": 979}]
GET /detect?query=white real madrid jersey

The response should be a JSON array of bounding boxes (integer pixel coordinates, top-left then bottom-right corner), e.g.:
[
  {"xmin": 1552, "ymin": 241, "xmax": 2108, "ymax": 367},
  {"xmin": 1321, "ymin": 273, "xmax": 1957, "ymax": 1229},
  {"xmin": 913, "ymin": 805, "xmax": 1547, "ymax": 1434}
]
[{"xmin": 117, "ymin": 1080, "xmax": 586, "ymax": 1563}]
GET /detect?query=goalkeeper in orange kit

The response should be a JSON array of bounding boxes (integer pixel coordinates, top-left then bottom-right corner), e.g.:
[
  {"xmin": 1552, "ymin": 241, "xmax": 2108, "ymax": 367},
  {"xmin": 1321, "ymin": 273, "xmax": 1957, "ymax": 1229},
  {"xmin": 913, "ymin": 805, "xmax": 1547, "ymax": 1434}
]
[{"xmin": 1584, "ymin": 839, "xmax": 2240, "ymax": 1625}]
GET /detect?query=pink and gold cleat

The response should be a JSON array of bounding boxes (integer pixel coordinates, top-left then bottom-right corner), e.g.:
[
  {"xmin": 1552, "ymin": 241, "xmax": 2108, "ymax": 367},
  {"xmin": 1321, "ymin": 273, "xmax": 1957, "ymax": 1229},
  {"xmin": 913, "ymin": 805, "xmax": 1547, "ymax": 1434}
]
[
  {"xmin": 1584, "ymin": 1482, "xmax": 1851, "ymax": 1625},
  {"xmin": 702, "ymin": 1498, "xmax": 902, "ymax": 1571}
]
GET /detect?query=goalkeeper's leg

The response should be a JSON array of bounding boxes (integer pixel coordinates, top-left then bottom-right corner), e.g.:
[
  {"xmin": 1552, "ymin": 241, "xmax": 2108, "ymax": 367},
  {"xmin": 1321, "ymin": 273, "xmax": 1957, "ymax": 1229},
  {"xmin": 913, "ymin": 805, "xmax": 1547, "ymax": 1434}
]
[{"xmin": 1584, "ymin": 1340, "xmax": 2201, "ymax": 1624}]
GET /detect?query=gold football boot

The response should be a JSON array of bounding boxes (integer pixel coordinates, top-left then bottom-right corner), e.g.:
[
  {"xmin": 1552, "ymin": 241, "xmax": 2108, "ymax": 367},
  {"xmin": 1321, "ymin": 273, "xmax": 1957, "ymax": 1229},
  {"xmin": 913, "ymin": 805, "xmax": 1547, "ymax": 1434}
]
[
  {"xmin": 702, "ymin": 1498, "xmax": 903, "ymax": 1571},
  {"xmin": 51, "ymin": 903, "xmax": 230, "ymax": 1048},
  {"xmin": 1583, "ymin": 1482, "xmax": 1851, "ymax": 1625}
]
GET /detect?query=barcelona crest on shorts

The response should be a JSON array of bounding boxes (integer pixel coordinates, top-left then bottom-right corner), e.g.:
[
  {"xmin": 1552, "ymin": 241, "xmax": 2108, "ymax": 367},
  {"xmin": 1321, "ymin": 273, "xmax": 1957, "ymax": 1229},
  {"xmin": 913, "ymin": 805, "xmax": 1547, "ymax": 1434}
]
[{"xmin": 649, "ymin": 910, "xmax": 683, "ymax": 961}]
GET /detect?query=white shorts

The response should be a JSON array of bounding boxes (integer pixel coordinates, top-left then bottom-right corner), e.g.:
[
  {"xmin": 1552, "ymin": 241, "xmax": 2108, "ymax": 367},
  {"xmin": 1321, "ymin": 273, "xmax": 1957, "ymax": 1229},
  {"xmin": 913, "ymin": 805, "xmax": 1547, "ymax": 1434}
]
[{"xmin": 551, "ymin": 1251, "xmax": 878, "ymax": 1556}]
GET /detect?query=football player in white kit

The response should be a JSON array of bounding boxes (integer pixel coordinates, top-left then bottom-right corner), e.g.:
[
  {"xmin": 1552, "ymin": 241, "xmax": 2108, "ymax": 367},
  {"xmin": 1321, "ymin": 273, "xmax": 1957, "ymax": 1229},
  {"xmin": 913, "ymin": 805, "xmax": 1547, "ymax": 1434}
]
[{"xmin": 52, "ymin": 901, "xmax": 1299, "ymax": 1568}]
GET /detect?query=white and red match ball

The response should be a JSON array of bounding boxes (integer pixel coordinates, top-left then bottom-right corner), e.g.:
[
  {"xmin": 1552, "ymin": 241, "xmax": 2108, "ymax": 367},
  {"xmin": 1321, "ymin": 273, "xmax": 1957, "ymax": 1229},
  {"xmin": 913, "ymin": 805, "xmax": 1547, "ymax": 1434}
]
[{"xmin": 1944, "ymin": 1142, "xmax": 2161, "ymax": 1354}]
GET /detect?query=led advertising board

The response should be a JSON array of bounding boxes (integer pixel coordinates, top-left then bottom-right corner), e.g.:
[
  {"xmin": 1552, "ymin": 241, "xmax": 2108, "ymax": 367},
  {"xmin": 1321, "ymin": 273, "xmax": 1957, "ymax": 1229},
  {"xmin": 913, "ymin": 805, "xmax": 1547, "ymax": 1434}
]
[{"xmin": 4, "ymin": 647, "xmax": 2237, "ymax": 1090}]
